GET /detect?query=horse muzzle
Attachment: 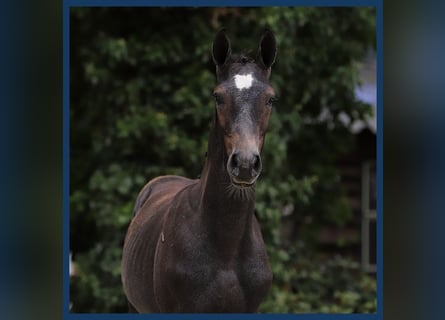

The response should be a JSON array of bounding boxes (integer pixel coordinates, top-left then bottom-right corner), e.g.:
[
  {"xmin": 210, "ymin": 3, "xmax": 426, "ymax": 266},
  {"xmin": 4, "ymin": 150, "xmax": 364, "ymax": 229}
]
[{"xmin": 227, "ymin": 151, "xmax": 262, "ymax": 187}]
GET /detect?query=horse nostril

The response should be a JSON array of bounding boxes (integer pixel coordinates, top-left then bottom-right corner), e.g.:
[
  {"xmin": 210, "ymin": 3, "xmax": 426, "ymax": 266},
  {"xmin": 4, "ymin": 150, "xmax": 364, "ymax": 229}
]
[
  {"xmin": 252, "ymin": 154, "xmax": 262, "ymax": 176},
  {"xmin": 230, "ymin": 153, "xmax": 240, "ymax": 176},
  {"xmin": 230, "ymin": 153, "xmax": 239, "ymax": 168}
]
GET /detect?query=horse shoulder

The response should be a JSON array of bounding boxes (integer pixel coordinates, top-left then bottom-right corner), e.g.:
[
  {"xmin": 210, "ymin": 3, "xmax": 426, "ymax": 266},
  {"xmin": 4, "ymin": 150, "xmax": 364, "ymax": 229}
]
[{"xmin": 122, "ymin": 175, "xmax": 197, "ymax": 312}]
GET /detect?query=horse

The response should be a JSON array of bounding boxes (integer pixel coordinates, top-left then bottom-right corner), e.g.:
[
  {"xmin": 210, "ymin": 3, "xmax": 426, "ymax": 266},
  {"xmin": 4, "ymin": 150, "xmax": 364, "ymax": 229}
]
[{"xmin": 121, "ymin": 28, "xmax": 277, "ymax": 313}]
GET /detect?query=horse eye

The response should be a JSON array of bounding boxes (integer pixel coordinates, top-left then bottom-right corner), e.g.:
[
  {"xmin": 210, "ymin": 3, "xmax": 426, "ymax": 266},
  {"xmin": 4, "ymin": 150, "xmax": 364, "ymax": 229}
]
[
  {"xmin": 267, "ymin": 97, "xmax": 276, "ymax": 106},
  {"xmin": 213, "ymin": 92, "xmax": 224, "ymax": 105}
]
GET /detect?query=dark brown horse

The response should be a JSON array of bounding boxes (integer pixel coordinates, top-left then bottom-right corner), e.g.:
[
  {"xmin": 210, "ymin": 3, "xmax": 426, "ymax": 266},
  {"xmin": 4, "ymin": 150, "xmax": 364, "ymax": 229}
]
[{"xmin": 121, "ymin": 29, "xmax": 277, "ymax": 313}]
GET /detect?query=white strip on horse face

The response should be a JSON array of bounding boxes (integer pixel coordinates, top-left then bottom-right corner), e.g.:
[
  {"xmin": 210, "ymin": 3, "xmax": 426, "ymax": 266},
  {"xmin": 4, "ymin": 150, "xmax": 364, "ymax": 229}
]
[{"xmin": 234, "ymin": 74, "xmax": 254, "ymax": 90}]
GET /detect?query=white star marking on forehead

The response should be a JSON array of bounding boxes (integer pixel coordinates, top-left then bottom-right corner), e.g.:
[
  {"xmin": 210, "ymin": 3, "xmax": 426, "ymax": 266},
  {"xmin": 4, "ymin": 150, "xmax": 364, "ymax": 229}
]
[{"xmin": 234, "ymin": 74, "xmax": 254, "ymax": 90}]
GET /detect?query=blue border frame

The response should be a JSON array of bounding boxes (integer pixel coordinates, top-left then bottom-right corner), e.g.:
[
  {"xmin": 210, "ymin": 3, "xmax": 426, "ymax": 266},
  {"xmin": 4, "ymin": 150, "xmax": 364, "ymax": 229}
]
[
  {"xmin": 63, "ymin": 0, "xmax": 71, "ymax": 316},
  {"xmin": 376, "ymin": 1, "xmax": 383, "ymax": 318},
  {"xmin": 63, "ymin": 1, "xmax": 383, "ymax": 319},
  {"xmin": 64, "ymin": 0, "xmax": 377, "ymax": 7}
]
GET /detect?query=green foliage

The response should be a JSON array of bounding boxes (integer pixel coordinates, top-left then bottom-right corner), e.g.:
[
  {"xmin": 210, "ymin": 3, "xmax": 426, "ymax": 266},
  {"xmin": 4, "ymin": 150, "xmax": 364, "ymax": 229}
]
[
  {"xmin": 70, "ymin": 7, "xmax": 376, "ymax": 313},
  {"xmin": 259, "ymin": 242, "xmax": 376, "ymax": 313}
]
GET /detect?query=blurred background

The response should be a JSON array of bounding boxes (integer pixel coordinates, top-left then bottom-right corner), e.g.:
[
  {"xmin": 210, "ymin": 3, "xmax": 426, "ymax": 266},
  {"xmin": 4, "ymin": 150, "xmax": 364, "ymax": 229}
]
[{"xmin": 69, "ymin": 7, "xmax": 376, "ymax": 313}]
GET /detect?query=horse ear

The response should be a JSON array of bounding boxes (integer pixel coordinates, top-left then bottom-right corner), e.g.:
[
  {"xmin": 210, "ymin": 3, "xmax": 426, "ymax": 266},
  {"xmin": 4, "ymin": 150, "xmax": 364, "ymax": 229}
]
[
  {"xmin": 212, "ymin": 28, "xmax": 231, "ymax": 66},
  {"xmin": 258, "ymin": 28, "xmax": 277, "ymax": 69}
]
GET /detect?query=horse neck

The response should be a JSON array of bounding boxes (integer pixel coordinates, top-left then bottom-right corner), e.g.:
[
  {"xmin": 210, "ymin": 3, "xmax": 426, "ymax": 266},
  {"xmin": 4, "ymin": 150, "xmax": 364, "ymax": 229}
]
[{"xmin": 197, "ymin": 117, "xmax": 256, "ymax": 258}]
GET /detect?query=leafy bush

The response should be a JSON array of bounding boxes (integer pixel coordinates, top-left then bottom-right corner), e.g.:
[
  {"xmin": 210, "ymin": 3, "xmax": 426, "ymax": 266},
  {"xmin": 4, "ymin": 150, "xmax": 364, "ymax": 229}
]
[
  {"xmin": 70, "ymin": 7, "xmax": 376, "ymax": 313},
  {"xmin": 259, "ymin": 242, "xmax": 376, "ymax": 313}
]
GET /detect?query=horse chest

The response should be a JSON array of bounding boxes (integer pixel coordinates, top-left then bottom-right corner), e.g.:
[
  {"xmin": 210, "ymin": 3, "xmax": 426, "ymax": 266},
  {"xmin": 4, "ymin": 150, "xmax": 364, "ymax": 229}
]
[{"xmin": 157, "ymin": 240, "xmax": 272, "ymax": 312}]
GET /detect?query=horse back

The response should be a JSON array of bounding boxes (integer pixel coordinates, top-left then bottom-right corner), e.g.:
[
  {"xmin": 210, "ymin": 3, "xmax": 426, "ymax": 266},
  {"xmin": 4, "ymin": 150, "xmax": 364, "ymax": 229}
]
[{"xmin": 133, "ymin": 175, "xmax": 195, "ymax": 216}]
